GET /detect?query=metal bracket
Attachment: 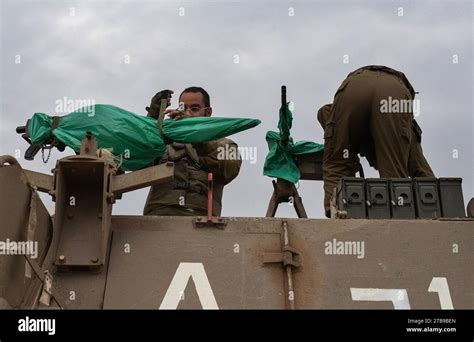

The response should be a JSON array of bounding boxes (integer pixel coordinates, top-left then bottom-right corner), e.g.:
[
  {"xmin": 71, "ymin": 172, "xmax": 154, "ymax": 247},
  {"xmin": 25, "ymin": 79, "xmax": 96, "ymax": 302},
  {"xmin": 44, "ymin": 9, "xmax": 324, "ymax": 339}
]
[
  {"xmin": 111, "ymin": 162, "xmax": 174, "ymax": 195},
  {"xmin": 193, "ymin": 216, "xmax": 227, "ymax": 229},
  {"xmin": 263, "ymin": 246, "xmax": 300, "ymax": 269},
  {"xmin": 265, "ymin": 178, "xmax": 308, "ymax": 218},
  {"xmin": 51, "ymin": 134, "xmax": 175, "ymax": 269},
  {"xmin": 23, "ymin": 170, "xmax": 54, "ymax": 193}
]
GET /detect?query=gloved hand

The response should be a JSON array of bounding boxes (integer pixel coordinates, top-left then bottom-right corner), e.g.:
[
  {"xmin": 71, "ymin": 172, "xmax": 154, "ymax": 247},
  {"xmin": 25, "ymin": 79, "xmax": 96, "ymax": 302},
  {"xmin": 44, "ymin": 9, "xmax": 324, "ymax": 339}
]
[{"xmin": 146, "ymin": 89, "xmax": 174, "ymax": 118}]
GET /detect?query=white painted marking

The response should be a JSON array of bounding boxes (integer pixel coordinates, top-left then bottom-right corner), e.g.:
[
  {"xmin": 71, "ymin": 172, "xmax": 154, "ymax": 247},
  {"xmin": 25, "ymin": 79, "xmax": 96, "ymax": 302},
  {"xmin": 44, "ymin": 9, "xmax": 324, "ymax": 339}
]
[
  {"xmin": 428, "ymin": 277, "xmax": 454, "ymax": 309},
  {"xmin": 159, "ymin": 262, "xmax": 218, "ymax": 310},
  {"xmin": 350, "ymin": 288, "xmax": 411, "ymax": 309}
]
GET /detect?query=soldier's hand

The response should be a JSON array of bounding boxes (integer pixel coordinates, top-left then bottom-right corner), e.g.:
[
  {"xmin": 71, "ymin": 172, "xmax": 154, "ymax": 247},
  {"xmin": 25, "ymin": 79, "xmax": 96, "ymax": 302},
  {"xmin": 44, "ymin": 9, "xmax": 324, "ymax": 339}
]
[
  {"xmin": 152, "ymin": 89, "xmax": 174, "ymax": 107},
  {"xmin": 165, "ymin": 108, "xmax": 191, "ymax": 120},
  {"xmin": 146, "ymin": 89, "xmax": 174, "ymax": 118}
]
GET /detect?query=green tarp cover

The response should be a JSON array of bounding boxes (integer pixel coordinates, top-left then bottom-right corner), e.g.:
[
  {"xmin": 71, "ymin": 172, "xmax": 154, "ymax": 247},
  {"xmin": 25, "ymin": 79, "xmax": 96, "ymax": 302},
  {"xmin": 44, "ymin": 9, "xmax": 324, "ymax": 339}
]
[
  {"xmin": 263, "ymin": 103, "xmax": 324, "ymax": 183},
  {"xmin": 27, "ymin": 104, "xmax": 261, "ymax": 171}
]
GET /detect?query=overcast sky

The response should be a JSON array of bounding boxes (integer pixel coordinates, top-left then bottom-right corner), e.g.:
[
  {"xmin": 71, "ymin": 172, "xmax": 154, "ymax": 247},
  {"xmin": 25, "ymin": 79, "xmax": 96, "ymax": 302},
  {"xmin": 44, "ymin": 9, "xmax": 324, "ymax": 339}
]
[{"xmin": 0, "ymin": 0, "xmax": 472, "ymax": 218}]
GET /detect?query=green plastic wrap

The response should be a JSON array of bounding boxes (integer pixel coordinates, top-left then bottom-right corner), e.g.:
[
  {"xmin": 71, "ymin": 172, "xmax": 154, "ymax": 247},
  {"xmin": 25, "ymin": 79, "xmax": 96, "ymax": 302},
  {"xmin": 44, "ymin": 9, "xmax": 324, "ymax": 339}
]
[
  {"xmin": 27, "ymin": 104, "xmax": 261, "ymax": 171},
  {"xmin": 263, "ymin": 103, "xmax": 324, "ymax": 183}
]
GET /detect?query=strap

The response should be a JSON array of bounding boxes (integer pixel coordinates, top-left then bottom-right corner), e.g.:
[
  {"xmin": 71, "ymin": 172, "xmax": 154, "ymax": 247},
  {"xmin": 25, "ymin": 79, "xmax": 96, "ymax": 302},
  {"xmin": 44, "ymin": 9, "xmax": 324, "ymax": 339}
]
[
  {"xmin": 157, "ymin": 98, "xmax": 167, "ymax": 140},
  {"xmin": 50, "ymin": 116, "xmax": 60, "ymax": 136},
  {"xmin": 412, "ymin": 119, "xmax": 422, "ymax": 143}
]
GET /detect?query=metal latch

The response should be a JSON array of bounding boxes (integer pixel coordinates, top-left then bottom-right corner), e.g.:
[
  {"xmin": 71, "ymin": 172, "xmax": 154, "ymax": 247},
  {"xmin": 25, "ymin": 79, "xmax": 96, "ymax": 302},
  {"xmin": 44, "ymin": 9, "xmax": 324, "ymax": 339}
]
[
  {"xmin": 24, "ymin": 255, "xmax": 66, "ymax": 309},
  {"xmin": 25, "ymin": 190, "xmax": 40, "ymax": 279},
  {"xmin": 39, "ymin": 271, "xmax": 54, "ymax": 306},
  {"xmin": 263, "ymin": 246, "xmax": 300, "ymax": 269},
  {"xmin": 262, "ymin": 220, "xmax": 301, "ymax": 309}
]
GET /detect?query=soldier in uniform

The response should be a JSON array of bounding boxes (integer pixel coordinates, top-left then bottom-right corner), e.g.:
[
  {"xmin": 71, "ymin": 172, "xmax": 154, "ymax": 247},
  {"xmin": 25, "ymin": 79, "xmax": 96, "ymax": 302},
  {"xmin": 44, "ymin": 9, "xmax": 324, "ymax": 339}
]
[
  {"xmin": 317, "ymin": 65, "xmax": 434, "ymax": 218},
  {"xmin": 143, "ymin": 87, "xmax": 242, "ymax": 216}
]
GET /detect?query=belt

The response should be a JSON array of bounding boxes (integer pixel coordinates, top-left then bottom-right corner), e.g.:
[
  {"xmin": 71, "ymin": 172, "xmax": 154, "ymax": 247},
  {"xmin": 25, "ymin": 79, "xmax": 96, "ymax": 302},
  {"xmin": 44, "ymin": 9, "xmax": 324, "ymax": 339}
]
[{"xmin": 173, "ymin": 181, "xmax": 208, "ymax": 196}]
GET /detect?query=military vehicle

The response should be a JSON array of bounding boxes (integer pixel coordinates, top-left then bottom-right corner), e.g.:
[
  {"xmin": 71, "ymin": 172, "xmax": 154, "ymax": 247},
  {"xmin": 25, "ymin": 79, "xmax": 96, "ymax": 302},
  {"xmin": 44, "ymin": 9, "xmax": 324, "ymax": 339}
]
[{"xmin": 1, "ymin": 89, "xmax": 472, "ymax": 310}]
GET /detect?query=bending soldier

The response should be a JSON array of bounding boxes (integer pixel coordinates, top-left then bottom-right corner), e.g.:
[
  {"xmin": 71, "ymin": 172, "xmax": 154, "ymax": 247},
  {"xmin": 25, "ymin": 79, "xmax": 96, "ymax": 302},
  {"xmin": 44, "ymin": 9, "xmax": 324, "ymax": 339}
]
[{"xmin": 317, "ymin": 65, "xmax": 434, "ymax": 218}]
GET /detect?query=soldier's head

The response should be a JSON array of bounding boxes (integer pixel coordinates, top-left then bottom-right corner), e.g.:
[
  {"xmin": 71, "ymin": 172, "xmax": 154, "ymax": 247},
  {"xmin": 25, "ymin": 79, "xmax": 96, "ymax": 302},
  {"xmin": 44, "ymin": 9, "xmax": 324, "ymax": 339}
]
[{"xmin": 179, "ymin": 87, "xmax": 212, "ymax": 118}]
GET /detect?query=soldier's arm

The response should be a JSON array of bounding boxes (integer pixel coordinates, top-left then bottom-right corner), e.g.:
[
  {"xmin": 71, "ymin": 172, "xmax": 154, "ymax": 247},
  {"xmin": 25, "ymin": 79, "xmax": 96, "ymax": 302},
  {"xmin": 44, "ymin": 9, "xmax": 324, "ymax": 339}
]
[{"xmin": 194, "ymin": 139, "xmax": 242, "ymax": 185}]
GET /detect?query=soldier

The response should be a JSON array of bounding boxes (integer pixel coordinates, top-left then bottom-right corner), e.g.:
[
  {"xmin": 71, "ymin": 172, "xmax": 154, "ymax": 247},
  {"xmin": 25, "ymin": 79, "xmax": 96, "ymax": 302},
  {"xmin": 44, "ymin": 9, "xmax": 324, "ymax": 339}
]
[
  {"xmin": 143, "ymin": 87, "xmax": 242, "ymax": 216},
  {"xmin": 317, "ymin": 65, "xmax": 434, "ymax": 218}
]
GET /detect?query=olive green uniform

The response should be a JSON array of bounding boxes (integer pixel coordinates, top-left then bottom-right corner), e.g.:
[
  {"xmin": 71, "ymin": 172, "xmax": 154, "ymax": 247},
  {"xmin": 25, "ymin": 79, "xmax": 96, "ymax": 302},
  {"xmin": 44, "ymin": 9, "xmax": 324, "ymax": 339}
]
[
  {"xmin": 317, "ymin": 65, "xmax": 434, "ymax": 217},
  {"xmin": 143, "ymin": 138, "xmax": 241, "ymax": 216}
]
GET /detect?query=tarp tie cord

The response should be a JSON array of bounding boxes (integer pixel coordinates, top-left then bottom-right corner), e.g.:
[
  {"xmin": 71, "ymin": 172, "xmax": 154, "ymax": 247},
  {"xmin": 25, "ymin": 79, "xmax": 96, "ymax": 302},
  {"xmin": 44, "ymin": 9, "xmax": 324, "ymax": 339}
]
[
  {"xmin": 40, "ymin": 116, "xmax": 60, "ymax": 164},
  {"xmin": 41, "ymin": 116, "xmax": 60, "ymax": 164}
]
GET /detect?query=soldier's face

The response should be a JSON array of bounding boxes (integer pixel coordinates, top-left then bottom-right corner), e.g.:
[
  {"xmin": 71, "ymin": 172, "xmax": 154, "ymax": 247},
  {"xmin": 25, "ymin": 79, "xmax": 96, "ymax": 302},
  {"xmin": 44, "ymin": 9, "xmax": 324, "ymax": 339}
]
[{"xmin": 179, "ymin": 92, "xmax": 212, "ymax": 117}]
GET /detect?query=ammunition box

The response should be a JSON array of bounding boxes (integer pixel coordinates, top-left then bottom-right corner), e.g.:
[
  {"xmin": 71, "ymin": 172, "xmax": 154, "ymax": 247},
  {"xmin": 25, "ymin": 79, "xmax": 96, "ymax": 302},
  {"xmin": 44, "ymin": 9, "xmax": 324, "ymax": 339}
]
[
  {"xmin": 414, "ymin": 178, "xmax": 441, "ymax": 219},
  {"xmin": 336, "ymin": 177, "xmax": 366, "ymax": 218},
  {"xmin": 389, "ymin": 178, "xmax": 416, "ymax": 219},
  {"xmin": 366, "ymin": 178, "xmax": 391, "ymax": 219},
  {"xmin": 438, "ymin": 178, "xmax": 465, "ymax": 218}
]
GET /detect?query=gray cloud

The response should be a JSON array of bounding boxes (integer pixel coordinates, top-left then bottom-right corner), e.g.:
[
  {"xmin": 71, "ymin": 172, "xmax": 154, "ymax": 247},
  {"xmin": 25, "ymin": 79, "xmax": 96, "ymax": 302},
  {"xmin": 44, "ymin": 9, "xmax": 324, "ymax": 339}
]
[{"xmin": 1, "ymin": 0, "xmax": 472, "ymax": 218}]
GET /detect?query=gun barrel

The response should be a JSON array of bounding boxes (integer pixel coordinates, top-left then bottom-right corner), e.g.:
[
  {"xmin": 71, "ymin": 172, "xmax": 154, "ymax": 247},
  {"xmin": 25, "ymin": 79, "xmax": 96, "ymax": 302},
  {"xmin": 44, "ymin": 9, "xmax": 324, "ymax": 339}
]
[
  {"xmin": 16, "ymin": 126, "xmax": 26, "ymax": 134},
  {"xmin": 281, "ymin": 85, "xmax": 289, "ymax": 147},
  {"xmin": 281, "ymin": 85, "xmax": 286, "ymax": 110}
]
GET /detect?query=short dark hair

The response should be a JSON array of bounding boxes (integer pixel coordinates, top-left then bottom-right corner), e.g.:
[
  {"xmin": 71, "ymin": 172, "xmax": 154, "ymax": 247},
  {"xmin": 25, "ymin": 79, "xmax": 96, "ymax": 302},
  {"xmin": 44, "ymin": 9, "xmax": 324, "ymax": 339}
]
[{"xmin": 179, "ymin": 87, "xmax": 210, "ymax": 107}]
